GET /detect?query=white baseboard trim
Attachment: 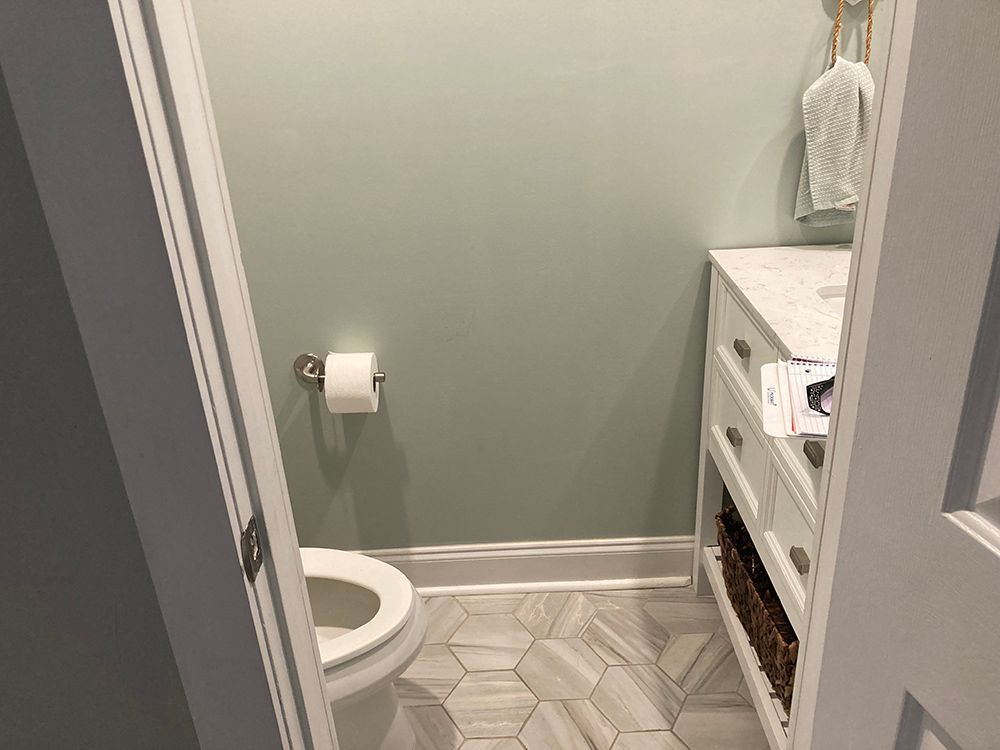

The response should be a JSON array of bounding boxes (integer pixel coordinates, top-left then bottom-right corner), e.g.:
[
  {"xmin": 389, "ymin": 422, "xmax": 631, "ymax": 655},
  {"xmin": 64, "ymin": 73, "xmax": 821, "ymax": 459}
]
[{"xmin": 357, "ymin": 536, "xmax": 694, "ymax": 596}]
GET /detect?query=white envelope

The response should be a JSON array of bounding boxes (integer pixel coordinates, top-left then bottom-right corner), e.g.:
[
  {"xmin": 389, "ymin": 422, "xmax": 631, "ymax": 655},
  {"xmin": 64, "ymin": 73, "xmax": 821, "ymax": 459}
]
[{"xmin": 760, "ymin": 363, "xmax": 791, "ymax": 439}]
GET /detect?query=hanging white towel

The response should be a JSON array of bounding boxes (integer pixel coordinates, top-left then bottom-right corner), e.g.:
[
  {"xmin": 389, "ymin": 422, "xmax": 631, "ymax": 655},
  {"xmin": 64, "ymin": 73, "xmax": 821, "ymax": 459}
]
[{"xmin": 794, "ymin": 57, "xmax": 874, "ymax": 227}]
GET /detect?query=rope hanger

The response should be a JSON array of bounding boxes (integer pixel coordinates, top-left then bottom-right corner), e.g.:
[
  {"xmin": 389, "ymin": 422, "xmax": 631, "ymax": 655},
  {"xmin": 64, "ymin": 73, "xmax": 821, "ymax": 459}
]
[{"xmin": 830, "ymin": 0, "xmax": 875, "ymax": 68}]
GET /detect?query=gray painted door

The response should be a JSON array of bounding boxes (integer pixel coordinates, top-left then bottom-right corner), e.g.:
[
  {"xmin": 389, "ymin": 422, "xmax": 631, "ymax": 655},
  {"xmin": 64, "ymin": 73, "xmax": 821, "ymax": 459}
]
[{"xmin": 797, "ymin": 1, "xmax": 1000, "ymax": 748}]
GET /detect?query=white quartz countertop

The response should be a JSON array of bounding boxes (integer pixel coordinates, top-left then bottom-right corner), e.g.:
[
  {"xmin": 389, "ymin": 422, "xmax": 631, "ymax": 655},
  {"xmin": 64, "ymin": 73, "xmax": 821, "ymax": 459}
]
[{"xmin": 709, "ymin": 245, "xmax": 852, "ymax": 361}]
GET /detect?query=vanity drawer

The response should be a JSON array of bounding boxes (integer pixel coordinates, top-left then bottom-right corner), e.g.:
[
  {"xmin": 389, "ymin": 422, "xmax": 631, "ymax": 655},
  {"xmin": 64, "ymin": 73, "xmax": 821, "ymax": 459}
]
[
  {"xmin": 779, "ymin": 437, "xmax": 826, "ymax": 508},
  {"xmin": 715, "ymin": 282, "xmax": 777, "ymax": 400},
  {"xmin": 762, "ymin": 465, "xmax": 815, "ymax": 630},
  {"xmin": 709, "ymin": 367, "xmax": 768, "ymax": 524}
]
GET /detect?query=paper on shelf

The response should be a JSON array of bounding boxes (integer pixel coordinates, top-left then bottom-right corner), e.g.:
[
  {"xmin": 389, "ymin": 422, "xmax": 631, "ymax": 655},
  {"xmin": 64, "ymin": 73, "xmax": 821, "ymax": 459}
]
[
  {"xmin": 776, "ymin": 360, "xmax": 796, "ymax": 436},
  {"xmin": 786, "ymin": 359, "xmax": 835, "ymax": 437},
  {"xmin": 760, "ymin": 359, "xmax": 836, "ymax": 438}
]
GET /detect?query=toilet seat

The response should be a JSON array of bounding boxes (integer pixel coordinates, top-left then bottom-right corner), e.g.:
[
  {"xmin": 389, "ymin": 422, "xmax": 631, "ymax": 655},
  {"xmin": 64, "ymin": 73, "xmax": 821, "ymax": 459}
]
[{"xmin": 300, "ymin": 547, "xmax": 417, "ymax": 669}]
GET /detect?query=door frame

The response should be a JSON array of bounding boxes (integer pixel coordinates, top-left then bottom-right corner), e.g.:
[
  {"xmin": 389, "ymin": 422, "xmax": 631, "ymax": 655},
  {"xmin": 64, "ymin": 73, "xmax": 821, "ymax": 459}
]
[
  {"xmin": 0, "ymin": 1, "xmax": 336, "ymax": 747},
  {"xmin": 110, "ymin": 2, "xmax": 339, "ymax": 746}
]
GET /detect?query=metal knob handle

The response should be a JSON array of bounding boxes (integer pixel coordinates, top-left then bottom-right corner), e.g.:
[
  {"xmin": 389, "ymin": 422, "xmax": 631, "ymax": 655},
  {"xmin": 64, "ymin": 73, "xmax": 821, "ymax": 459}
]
[
  {"xmin": 789, "ymin": 545, "xmax": 811, "ymax": 575},
  {"xmin": 733, "ymin": 338, "xmax": 751, "ymax": 359},
  {"xmin": 726, "ymin": 426, "xmax": 743, "ymax": 448},
  {"xmin": 803, "ymin": 439, "xmax": 825, "ymax": 469}
]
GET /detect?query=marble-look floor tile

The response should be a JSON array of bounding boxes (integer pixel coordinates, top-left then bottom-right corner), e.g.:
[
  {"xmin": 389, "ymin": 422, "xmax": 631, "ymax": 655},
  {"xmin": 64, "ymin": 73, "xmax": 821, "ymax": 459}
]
[
  {"xmin": 461, "ymin": 740, "xmax": 525, "ymax": 749},
  {"xmin": 425, "ymin": 597, "xmax": 469, "ymax": 643},
  {"xmin": 406, "ymin": 705, "xmax": 464, "ymax": 750},
  {"xmin": 677, "ymin": 633, "xmax": 742, "ymax": 694},
  {"xmin": 519, "ymin": 700, "xmax": 617, "ymax": 750},
  {"xmin": 420, "ymin": 588, "xmax": 767, "ymax": 748},
  {"xmin": 591, "ymin": 665, "xmax": 686, "ymax": 732},
  {"xmin": 673, "ymin": 694, "xmax": 769, "ymax": 750},
  {"xmin": 396, "ymin": 644, "xmax": 466, "ymax": 705},
  {"xmin": 643, "ymin": 600, "xmax": 722, "ymax": 635},
  {"xmin": 585, "ymin": 589, "xmax": 654, "ymax": 611},
  {"xmin": 516, "ymin": 638, "xmax": 606, "ymax": 700},
  {"xmin": 444, "ymin": 671, "xmax": 537, "ymax": 738},
  {"xmin": 458, "ymin": 594, "xmax": 526, "ymax": 615},
  {"xmin": 514, "ymin": 592, "xmax": 597, "ymax": 638},
  {"xmin": 583, "ymin": 608, "xmax": 670, "ymax": 665},
  {"xmin": 656, "ymin": 633, "xmax": 713, "ymax": 685},
  {"xmin": 737, "ymin": 678, "xmax": 752, "ymax": 706},
  {"xmin": 610, "ymin": 731, "xmax": 688, "ymax": 749},
  {"xmin": 713, "ymin": 623, "xmax": 732, "ymax": 644},
  {"xmin": 448, "ymin": 614, "xmax": 534, "ymax": 671}
]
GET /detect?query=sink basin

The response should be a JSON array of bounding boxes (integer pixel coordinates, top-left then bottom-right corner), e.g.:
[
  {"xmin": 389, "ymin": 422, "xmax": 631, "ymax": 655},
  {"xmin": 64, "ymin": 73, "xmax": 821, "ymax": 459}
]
[{"xmin": 816, "ymin": 284, "xmax": 847, "ymax": 316}]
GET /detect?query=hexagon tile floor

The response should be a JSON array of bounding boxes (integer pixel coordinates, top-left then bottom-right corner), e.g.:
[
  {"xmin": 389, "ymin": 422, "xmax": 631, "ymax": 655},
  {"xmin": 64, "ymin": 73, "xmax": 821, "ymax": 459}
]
[{"xmin": 395, "ymin": 587, "xmax": 770, "ymax": 749}]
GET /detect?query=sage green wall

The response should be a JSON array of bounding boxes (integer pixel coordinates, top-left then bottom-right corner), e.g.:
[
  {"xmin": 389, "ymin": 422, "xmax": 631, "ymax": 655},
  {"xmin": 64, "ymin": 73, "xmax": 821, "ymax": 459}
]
[{"xmin": 193, "ymin": 1, "xmax": 883, "ymax": 550}]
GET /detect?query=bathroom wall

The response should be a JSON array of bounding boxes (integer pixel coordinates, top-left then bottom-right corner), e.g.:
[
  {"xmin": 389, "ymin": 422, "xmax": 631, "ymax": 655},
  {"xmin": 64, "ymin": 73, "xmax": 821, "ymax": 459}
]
[
  {"xmin": 193, "ymin": 1, "xmax": 890, "ymax": 550},
  {"xmin": 0, "ymin": 69, "xmax": 199, "ymax": 748}
]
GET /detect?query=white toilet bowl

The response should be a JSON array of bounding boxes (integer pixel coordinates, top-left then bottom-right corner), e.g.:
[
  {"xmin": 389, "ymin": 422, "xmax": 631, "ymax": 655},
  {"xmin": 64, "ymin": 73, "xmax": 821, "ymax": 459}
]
[{"xmin": 300, "ymin": 547, "xmax": 426, "ymax": 750}]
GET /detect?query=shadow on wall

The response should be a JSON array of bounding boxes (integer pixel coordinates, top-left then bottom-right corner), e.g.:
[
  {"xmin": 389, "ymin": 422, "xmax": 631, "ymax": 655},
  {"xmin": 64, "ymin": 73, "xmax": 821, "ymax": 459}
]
[
  {"xmin": 274, "ymin": 379, "xmax": 411, "ymax": 550},
  {"xmin": 734, "ymin": 120, "xmax": 838, "ymax": 242},
  {"xmin": 555, "ymin": 263, "xmax": 712, "ymax": 539}
]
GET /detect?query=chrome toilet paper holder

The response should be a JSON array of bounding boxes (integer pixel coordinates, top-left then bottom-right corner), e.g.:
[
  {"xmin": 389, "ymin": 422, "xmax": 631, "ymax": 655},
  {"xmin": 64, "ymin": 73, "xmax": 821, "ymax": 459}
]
[{"xmin": 293, "ymin": 353, "xmax": 386, "ymax": 393}]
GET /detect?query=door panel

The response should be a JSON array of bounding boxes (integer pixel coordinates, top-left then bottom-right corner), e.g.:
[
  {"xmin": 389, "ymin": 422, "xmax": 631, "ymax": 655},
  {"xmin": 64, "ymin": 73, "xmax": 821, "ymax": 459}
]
[{"xmin": 794, "ymin": 1, "xmax": 1000, "ymax": 749}]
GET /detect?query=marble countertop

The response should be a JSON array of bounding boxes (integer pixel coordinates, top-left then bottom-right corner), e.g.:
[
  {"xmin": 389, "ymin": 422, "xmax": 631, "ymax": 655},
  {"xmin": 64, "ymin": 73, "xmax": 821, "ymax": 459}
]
[{"xmin": 709, "ymin": 244, "xmax": 852, "ymax": 361}]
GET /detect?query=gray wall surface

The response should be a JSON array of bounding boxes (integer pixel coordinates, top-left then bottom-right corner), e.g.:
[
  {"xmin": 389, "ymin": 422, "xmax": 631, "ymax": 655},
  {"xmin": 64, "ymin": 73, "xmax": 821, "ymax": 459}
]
[
  {"xmin": 193, "ymin": 1, "xmax": 886, "ymax": 550},
  {"xmin": 0, "ymin": 68, "xmax": 200, "ymax": 749}
]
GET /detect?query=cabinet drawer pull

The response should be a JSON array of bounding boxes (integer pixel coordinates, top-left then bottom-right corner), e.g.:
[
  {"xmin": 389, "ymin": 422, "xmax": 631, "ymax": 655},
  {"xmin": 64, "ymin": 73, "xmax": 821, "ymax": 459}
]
[
  {"xmin": 726, "ymin": 426, "xmax": 743, "ymax": 448},
  {"xmin": 733, "ymin": 338, "xmax": 751, "ymax": 359},
  {"xmin": 803, "ymin": 439, "xmax": 825, "ymax": 469},
  {"xmin": 789, "ymin": 546, "xmax": 811, "ymax": 575}
]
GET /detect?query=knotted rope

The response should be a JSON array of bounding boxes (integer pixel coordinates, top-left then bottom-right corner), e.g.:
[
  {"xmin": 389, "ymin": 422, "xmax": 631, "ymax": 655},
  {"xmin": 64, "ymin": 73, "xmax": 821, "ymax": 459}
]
[{"xmin": 831, "ymin": 0, "xmax": 875, "ymax": 68}]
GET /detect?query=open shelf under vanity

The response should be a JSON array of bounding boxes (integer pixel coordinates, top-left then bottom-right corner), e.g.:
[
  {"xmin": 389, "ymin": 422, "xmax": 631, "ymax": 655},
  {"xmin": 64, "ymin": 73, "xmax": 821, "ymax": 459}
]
[{"xmin": 702, "ymin": 545, "xmax": 789, "ymax": 750}]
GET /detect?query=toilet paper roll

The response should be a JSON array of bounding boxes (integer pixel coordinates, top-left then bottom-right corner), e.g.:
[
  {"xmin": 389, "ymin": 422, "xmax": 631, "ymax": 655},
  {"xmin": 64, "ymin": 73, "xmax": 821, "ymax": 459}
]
[{"xmin": 324, "ymin": 352, "xmax": 380, "ymax": 414}]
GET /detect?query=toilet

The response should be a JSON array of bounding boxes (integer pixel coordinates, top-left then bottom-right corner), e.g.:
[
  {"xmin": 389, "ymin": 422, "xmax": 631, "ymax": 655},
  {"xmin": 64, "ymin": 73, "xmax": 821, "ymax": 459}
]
[{"xmin": 300, "ymin": 548, "xmax": 427, "ymax": 750}]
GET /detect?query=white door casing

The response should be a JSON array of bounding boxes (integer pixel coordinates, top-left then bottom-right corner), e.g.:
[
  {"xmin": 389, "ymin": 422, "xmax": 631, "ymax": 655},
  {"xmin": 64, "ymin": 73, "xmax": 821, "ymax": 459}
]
[
  {"xmin": 792, "ymin": 1, "xmax": 1000, "ymax": 748},
  {"xmin": 0, "ymin": 1, "xmax": 337, "ymax": 747},
  {"xmin": 112, "ymin": 2, "xmax": 339, "ymax": 746}
]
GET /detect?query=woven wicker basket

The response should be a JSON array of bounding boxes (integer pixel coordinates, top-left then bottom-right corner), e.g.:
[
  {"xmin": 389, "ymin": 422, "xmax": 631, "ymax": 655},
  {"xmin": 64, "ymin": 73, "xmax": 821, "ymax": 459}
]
[{"xmin": 716, "ymin": 505, "xmax": 799, "ymax": 713}]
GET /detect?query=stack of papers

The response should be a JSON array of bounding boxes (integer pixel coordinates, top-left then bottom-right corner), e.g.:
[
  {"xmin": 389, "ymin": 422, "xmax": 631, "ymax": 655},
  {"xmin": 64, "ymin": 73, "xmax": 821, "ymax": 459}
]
[{"xmin": 761, "ymin": 358, "xmax": 836, "ymax": 438}]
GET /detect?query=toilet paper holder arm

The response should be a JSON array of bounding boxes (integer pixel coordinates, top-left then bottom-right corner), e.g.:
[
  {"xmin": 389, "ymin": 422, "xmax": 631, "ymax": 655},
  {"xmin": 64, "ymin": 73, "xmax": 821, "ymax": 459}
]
[{"xmin": 293, "ymin": 352, "xmax": 386, "ymax": 393}]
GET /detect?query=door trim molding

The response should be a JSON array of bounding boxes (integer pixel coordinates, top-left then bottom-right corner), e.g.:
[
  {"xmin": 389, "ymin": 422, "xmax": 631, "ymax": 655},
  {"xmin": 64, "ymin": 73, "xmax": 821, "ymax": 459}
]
[
  {"xmin": 360, "ymin": 536, "xmax": 694, "ymax": 596},
  {"xmin": 0, "ymin": 1, "xmax": 336, "ymax": 745},
  {"xmin": 110, "ymin": 1, "xmax": 337, "ymax": 746}
]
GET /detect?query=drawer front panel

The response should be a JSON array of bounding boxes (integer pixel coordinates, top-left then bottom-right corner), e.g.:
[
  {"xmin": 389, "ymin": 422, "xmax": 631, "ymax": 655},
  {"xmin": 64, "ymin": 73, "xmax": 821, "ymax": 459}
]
[
  {"xmin": 709, "ymin": 368, "xmax": 768, "ymax": 522},
  {"xmin": 770, "ymin": 436, "xmax": 826, "ymax": 515},
  {"xmin": 716, "ymin": 283, "xmax": 777, "ymax": 399},
  {"xmin": 763, "ymin": 467, "xmax": 815, "ymax": 628},
  {"xmin": 790, "ymin": 438, "xmax": 826, "ymax": 500}
]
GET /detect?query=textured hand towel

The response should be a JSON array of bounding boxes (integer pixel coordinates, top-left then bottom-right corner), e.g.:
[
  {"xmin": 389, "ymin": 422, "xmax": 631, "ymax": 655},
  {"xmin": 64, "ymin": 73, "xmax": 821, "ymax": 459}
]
[{"xmin": 795, "ymin": 57, "xmax": 874, "ymax": 226}]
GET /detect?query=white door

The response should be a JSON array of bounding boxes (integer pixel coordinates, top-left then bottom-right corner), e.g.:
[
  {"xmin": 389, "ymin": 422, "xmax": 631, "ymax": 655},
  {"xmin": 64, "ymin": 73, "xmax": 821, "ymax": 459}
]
[
  {"xmin": 0, "ymin": 1, "xmax": 337, "ymax": 747},
  {"xmin": 792, "ymin": 1, "xmax": 1000, "ymax": 748}
]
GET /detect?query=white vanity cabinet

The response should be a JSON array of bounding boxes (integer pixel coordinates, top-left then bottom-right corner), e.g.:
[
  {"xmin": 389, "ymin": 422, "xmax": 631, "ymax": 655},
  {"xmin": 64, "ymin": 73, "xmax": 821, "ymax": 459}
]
[{"xmin": 692, "ymin": 245, "xmax": 850, "ymax": 750}]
